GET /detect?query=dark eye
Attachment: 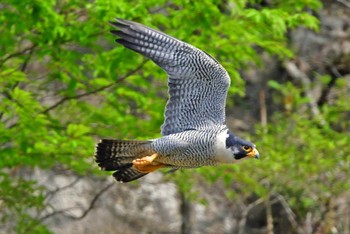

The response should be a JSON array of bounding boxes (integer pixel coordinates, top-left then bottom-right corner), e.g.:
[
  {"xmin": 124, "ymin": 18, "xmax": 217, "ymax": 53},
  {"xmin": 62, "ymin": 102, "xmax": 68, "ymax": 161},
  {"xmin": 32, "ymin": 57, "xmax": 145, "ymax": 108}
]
[{"xmin": 242, "ymin": 145, "xmax": 252, "ymax": 152}]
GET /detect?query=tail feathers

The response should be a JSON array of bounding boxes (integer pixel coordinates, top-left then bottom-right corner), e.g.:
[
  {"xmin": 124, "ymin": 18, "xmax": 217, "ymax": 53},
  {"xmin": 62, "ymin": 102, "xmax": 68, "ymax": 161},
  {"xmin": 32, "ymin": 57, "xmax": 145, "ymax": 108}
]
[
  {"xmin": 94, "ymin": 139, "xmax": 154, "ymax": 183},
  {"xmin": 113, "ymin": 167, "xmax": 148, "ymax": 183}
]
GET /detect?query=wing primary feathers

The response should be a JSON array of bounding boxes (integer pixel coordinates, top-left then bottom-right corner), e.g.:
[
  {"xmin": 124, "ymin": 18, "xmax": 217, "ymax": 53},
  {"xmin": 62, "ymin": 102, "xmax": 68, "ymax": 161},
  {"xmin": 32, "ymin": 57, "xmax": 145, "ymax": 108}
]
[{"xmin": 109, "ymin": 18, "xmax": 230, "ymax": 136}]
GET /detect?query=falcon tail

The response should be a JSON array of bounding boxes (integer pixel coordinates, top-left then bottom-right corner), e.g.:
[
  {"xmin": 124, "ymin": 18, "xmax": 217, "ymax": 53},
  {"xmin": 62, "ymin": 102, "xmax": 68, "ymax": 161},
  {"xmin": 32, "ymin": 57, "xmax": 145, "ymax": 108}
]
[{"xmin": 95, "ymin": 139, "xmax": 155, "ymax": 183}]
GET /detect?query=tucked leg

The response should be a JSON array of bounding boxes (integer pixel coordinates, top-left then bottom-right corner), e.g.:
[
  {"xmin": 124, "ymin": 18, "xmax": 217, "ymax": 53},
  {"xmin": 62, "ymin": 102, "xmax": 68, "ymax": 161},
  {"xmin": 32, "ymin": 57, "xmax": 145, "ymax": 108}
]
[{"xmin": 132, "ymin": 153, "xmax": 165, "ymax": 173}]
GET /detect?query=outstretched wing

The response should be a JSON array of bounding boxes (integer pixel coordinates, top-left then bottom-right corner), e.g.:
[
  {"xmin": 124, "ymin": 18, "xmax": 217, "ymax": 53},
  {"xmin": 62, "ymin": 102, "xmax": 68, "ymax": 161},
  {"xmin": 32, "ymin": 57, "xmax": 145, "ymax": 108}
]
[{"xmin": 110, "ymin": 18, "xmax": 230, "ymax": 136}]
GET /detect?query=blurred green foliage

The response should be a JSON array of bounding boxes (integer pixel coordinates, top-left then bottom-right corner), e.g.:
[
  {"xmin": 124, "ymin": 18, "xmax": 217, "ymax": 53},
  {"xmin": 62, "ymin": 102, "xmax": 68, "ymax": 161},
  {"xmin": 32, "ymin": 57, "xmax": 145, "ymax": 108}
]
[{"xmin": 1, "ymin": 0, "xmax": 349, "ymax": 233}]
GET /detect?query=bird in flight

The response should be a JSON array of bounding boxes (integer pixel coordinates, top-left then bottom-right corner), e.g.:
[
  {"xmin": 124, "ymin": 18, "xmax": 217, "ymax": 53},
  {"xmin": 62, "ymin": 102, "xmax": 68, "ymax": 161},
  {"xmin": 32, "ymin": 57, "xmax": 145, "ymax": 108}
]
[{"xmin": 95, "ymin": 18, "xmax": 259, "ymax": 183}]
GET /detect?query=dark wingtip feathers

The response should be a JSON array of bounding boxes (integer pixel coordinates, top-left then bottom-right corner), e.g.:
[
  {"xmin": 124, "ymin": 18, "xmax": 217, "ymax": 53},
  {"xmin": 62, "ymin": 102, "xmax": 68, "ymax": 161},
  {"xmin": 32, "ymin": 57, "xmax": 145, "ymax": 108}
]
[{"xmin": 109, "ymin": 18, "xmax": 129, "ymax": 28}]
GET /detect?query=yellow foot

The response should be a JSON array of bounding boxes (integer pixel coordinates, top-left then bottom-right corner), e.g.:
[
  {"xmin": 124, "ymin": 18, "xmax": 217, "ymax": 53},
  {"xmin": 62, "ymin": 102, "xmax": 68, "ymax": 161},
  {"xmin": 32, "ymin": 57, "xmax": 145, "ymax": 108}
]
[{"xmin": 132, "ymin": 153, "xmax": 164, "ymax": 173}]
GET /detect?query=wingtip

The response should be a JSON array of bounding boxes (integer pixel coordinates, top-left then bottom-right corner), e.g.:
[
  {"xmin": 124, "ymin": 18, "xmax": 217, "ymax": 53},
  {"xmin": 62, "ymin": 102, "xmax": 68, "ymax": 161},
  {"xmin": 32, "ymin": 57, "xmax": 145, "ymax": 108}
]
[
  {"xmin": 110, "ymin": 29, "xmax": 118, "ymax": 35},
  {"xmin": 113, "ymin": 17, "xmax": 124, "ymax": 22},
  {"xmin": 110, "ymin": 18, "xmax": 132, "ymax": 27},
  {"xmin": 109, "ymin": 18, "xmax": 127, "ymax": 28}
]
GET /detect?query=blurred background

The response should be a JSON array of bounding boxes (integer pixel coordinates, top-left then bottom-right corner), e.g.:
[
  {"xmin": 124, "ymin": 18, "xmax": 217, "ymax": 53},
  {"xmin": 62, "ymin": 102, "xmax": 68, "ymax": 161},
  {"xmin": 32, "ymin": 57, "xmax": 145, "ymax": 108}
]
[{"xmin": 1, "ymin": 0, "xmax": 349, "ymax": 233}]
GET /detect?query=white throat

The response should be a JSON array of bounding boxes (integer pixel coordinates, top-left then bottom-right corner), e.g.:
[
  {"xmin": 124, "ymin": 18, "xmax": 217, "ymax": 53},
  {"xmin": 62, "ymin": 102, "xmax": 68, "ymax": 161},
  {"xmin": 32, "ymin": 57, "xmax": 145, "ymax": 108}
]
[{"xmin": 214, "ymin": 130, "xmax": 237, "ymax": 164}]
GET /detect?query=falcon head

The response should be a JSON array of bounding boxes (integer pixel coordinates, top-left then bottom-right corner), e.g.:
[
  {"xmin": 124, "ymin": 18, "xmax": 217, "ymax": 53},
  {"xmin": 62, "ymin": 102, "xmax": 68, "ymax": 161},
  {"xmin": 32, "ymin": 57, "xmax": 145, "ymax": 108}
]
[{"xmin": 226, "ymin": 131, "xmax": 260, "ymax": 160}]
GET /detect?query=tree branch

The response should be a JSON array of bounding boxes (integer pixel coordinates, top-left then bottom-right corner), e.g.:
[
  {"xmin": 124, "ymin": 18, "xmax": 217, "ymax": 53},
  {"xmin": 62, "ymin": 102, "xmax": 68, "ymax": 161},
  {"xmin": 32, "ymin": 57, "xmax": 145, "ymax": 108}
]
[
  {"xmin": 259, "ymin": 89, "xmax": 267, "ymax": 129},
  {"xmin": 180, "ymin": 191, "xmax": 191, "ymax": 234},
  {"xmin": 317, "ymin": 66, "xmax": 341, "ymax": 107},
  {"xmin": 42, "ymin": 59, "xmax": 148, "ymax": 114},
  {"xmin": 63, "ymin": 181, "xmax": 114, "ymax": 220},
  {"xmin": 337, "ymin": 0, "xmax": 350, "ymax": 8},
  {"xmin": 284, "ymin": 61, "xmax": 326, "ymax": 125},
  {"xmin": 272, "ymin": 193, "xmax": 304, "ymax": 234},
  {"xmin": 0, "ymin": 44, "xmax": 37, "ymax": 68},
  {"xmin": 0, "ymin": 44, "xmax": 37, "ymax": 121},
  {"xmin": 266, "ymin": 194, "xmax": 274, "ymax": 234},
  {"xmin": 45, "ymin": 177, "xmax": 82, "ymax": 203},
  {"xmin": 237, "ymin": 198, "xmax": 264, "ymax": 234},
  {"xmin": 39, "ymin": 181, "xmax": 114, "ymax": 222}
]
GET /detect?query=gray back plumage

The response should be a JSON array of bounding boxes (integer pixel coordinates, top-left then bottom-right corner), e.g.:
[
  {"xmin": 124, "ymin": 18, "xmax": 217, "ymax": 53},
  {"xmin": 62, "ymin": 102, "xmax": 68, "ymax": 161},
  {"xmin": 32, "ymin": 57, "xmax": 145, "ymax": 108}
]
[{"xmin": 110, "ymin": 19, "xmax": 230, "ymax": 136}]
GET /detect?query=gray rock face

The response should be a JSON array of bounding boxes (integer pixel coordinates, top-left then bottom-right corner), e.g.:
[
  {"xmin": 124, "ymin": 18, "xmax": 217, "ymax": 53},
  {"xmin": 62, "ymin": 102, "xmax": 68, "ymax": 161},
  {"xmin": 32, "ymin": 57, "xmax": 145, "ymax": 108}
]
[{"xmin": 35, "ymin": 171, "xmax": 181, "ymax": 234}]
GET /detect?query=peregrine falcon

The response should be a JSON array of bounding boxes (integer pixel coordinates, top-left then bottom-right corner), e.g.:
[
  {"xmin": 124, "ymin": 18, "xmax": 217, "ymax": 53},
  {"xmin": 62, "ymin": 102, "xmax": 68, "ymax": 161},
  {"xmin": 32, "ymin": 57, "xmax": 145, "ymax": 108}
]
[{"xmin": 95, "ymin": 18, "xmax": 260, "ymax": 183}]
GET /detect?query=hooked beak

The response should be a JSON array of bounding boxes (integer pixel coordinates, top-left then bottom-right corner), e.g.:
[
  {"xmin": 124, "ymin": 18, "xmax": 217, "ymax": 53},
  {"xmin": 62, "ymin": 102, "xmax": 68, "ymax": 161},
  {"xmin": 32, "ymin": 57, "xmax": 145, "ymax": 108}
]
[{"xmin": 247, "ymin": 148, "xmax": 260, "ymax": 159}]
